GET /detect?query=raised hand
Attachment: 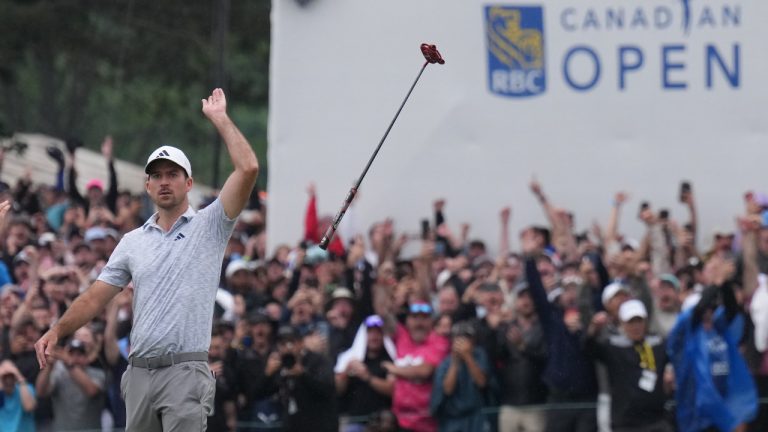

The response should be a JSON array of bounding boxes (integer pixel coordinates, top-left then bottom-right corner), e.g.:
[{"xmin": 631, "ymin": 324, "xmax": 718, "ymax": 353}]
[
  {"xmin": 0, "ymin": 200, "xmax": 10, "ymax": 224},
  {"xmin": 35, "ymin": 329, "xmax": 60, "ymax": 369},
  {"xmin": 101, "ymin": 136, "xmax": 113, "ymax": 161},
  {"xmin": 614, "ymin": 191, "xmax": 628, "ymax": 206},
  {"xmin": 433, "ymin": 199, "xmax": 445, "ymax": 212},
  {"xmin": 529, "ymin": 177, "xmax": 543, "ymax": 197},
  {"xmin": 500, "ymin": 207, "xmax": 511, "ymax": 225},
  {"xmin": 201, "ymin": 88, "xmax": 228, "ymax": 120}
]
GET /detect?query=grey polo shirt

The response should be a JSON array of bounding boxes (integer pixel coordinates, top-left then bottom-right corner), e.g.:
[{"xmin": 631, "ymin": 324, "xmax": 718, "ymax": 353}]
[{"xmin": 98, "ymin": 198, "xmax": 236, "ymax": 357}]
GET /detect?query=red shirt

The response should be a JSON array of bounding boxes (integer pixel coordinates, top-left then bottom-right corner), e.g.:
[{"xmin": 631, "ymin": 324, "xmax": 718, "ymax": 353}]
[{"xmin": 392, "ymin": 324, "xmax": 450, "ymax": 432}]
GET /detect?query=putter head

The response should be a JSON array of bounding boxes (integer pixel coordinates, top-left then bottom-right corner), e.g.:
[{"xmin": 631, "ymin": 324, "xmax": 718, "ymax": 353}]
[{"xmin": 420, "ymin": 43, "xmax": 445, "ymax": 64}]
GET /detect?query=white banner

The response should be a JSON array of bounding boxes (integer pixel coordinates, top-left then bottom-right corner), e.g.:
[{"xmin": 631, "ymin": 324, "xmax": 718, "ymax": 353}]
[{"xmin": 268, "ymin": 0, "xmax": 768, "ymax": 255}]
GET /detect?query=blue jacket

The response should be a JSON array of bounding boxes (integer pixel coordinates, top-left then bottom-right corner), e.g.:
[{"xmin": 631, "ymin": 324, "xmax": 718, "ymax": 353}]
[{"xmin": 667, "ymin": 306, "xmax": 757, "ymax": 431}]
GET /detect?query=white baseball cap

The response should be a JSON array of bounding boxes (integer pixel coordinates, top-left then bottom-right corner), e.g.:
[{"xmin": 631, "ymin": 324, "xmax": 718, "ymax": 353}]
[
  {"xmin": 618, "ymin": 299, "xmax": 647, "ymax": 322},
  {"xmin": 602, "ymin": 282, "xmax": 630, "ymax": 306},
  {"xmin": 145, "ymin": 146, "xmax": 192, "ymax": 178},
  {"xmin": 225, "ymin": 260, "xmax": 251, "ymax": 279}
]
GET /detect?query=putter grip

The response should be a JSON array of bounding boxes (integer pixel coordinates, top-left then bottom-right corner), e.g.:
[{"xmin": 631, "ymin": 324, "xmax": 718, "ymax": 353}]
[{"xmin": 319, "ymin": 187, "xmax": 358, "ymax": 250}]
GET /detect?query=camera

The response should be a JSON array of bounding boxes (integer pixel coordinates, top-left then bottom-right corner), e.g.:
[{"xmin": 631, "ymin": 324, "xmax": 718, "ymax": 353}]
[
  {"xmin": 281, "ymin": 353, "xmax": 297, "ymax": 369},
  {"xmin": 420, "ymin": 219, "xmax": 430, "ymax": 240},
  {"xmin": 679, "ymin": 181, "xmax": 692, "ymax": 203}
]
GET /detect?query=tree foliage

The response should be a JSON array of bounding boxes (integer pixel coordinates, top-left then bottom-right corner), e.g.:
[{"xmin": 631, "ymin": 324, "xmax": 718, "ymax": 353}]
[{"xmin": 0, "ymin": 0, "xmax": 271, "ymax": 187}]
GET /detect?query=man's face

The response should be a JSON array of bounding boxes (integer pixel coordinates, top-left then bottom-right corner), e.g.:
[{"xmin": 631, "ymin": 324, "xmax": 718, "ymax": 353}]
[
  {"xmin": 74, "ymin": 246, "xmax": 95, "ymax": 267},
  {"xmin": 479, "ymin": 290, "xmax": 503, "ymax": 314},
  {"xmin": 1, "ymin": 373, "xmax": 16, "ymax": 393},
  {"xmin": 405, "ymin": 313, "xmax": 432, "ymax": 344},
  {"xmin": 227, "ymin": 270, "xmax": 251, "ymax": 292},
  {"xmin": 31, "ymin": 305, "xmax": 51, "ymax": 330},
  {"xmin": 536, "ymin": 259, "xmax": 557, "ymax": 290},
  {"xmin": 44, "ymin": 276, "xmax": 69, "ymax": 303},
  {"xmin": 515, "ymin": 291, "xmax": 534, "ymax": 318},
  {"xmin": 366, "ymin": 327, "xmax": 384, "ymax": 352},
  {"xmin": 658, "ymin": 283, "xmax": 679, "ymax": 312},
  {"xmin": 437, "ymin": 288, "xmax": 459, "ymax": 315},
  {"xmin": 145, "ymin": 160, "xmax": 192, "ymax": 210},
  {"xmin": 621, "ymin": 317, "xmax": 647, "ymax": 342},
  {"xmin": 715, "ymin": 234, "xmax": 734, "ymax": 252},
  {"xmin": 502, "ymin": 258, "xmax": 522, "ymax": 282},
  {"xmin": 87, "ymin": 187, "xmax": 104, "ymax": 203},
  {"xmin": 13, "ymin": 262, "xmax": 29, "ymax": 282},
  {"xmin": 291, "ymin": 300, "xmax": 313, "ymax": 324},
  {"xmin": 330, "ymin": 300, "xmax": 353, "ymax": 328},
  {"xmin": 559, "ymin": 284, "xmax": 579, "ymax": 310},
  {"xmin": 249, "ymin": 323, "xmax": 272, "ymax": 350},
  {"xmin": 209, "ymin": 335, "xmax": 225, "ymax": 361},
  {"xmin": 7, "ymin": 224, "xmax": 30, "ymax": 249}
]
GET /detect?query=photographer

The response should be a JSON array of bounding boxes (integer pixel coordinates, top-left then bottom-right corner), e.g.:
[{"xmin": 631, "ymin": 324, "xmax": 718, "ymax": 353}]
[
  {"xmin": 35, "ymin": 328, "xmax": 106, "ymax": 432},
  {"xmin": 260, "ymin": 325, "xmax": 338, "ymax": 432},
  {"xmin": 0, "ymin": 359, "xmax": 36, "ymax": 431}
]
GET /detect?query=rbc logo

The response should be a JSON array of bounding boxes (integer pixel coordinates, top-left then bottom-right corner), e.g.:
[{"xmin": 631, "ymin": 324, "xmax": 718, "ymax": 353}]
[{"xmin": 485, "ymin": 5, "xmax": 546, "ymax": 97}]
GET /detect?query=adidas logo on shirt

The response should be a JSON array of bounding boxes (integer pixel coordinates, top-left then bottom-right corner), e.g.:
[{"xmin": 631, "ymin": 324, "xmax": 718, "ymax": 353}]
[{"xmin": 174, "ymin": 233, "xmax": 186, "ymax": 241}]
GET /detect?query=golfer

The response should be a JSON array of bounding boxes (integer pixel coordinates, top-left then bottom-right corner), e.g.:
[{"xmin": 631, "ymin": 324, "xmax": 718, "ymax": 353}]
[{"xmin": 34, "ymin": 88, "xmax": 259, "ymax": 431}]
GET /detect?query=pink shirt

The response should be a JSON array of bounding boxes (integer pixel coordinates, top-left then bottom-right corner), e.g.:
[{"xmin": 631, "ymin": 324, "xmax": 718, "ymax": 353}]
[{"xmin": 392, "ymin": 324, "xmax": 450, "ymax": 432}]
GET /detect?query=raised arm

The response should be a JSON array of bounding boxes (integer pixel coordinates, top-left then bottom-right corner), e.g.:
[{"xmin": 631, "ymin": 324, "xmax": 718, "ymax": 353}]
[
  {"xmin": 606, "ymin": 192, "xmax": 628, "ymax": 247},
  {"xmin": 681, "ymin": 183, "xmax": 698, "ymax": 244},
  {"xmin": 529, "ymin": 177, "xmax": 557, "ymax": 227},
  {"xmin": 102, "ymin": 136, "xmax": 119, "ymax": 214},
  {"xmin": 202, "ymin": 88, "xmax": 259, "ymax": 219},
  {"xmin": 34, "ymin": 280, "xmax": 121, "ymax": 369},
  {"xmin": 498, "ymin": 207, "xmax": 511, "ymax": 259}
]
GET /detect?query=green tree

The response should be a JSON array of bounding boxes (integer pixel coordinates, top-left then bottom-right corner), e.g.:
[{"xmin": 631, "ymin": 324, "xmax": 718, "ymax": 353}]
[{"xmin": 0, "ymin": 0, "xmax": 270, "ymax": 188}]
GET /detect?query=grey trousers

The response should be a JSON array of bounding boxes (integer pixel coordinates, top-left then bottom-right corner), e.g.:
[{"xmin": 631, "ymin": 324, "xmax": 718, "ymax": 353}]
[{"xmin": 121, "ymin": 361, "xmax": 215, "ymax": 432}]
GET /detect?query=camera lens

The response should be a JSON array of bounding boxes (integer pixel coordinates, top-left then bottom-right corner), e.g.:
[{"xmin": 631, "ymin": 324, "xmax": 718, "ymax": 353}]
[{"xmin": 281, "ymin": 353, "xmax": 296, "ymax": 369}]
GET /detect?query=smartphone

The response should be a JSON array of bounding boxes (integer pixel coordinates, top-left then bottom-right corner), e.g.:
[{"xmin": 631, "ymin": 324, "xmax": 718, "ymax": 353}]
[
  {"xmin": 679, "ymin": 181, "xmax": 691, "ymax": 203},
  {"xmin": 420, "ymin": 219, "xmax": 430, "ymax": 240}
]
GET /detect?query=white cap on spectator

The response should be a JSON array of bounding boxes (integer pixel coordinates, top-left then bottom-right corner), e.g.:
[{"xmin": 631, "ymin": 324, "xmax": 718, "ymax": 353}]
[
  {"xmin": 84, "ymin": 227, "xmax": 108, "ymax": 244},
  {"xmin": 38, "ymin": 232, "xmax": 56, "ymax": 247},
  {"xmin": 225, "ymin": 260, "xmax": 250, "ymax": 279},
  {"xmin": 145, "ymin": 145, "xmax": 192, "ymax": 178},
  {"xmin": 602, "ymin": 282, "xmax": 629, "ymax": 306},
  {"xmin": 619, "ymin": 299, "xmax": 647, "ymax": 322}
]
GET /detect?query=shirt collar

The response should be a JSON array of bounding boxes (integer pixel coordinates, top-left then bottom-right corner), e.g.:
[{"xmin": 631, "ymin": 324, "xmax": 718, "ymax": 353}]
[{"xmin": 142, "ymin": 205, "xmax": 197, "ymax": 231}]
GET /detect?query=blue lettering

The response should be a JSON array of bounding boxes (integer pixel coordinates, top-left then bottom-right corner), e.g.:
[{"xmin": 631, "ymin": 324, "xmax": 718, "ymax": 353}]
[
  {"xmin": 662, "ymin": 45, "xmax": 687, "ymax": 90},
  {"xmin": 605, "ymin": 8, "xmax": 625, "ymax": 30},
  {"xmin": 619, "ymin": 46, "xmax": 644, "ymax": 90},
  {"xmin": 698, "ymin": 7, "xmax": 716, "ymax": 28},
  {"xmin": 630, "ymin": 8, "xmax": 648, "ymax": 29},
  {"xmin": 654, "ymin": 7, "xmax": 673, "ymax": 30},
  {"xmin": 584, "ymin": 10, "xmax": 600, "ymax": 30},
  {"xmin": 561, "ymin": 8, "xmax": 577, "ymax": 31},
  {"xmin": 706, "ymin": 44, "xmax": 740, "ymax": 88},
  {"xmin": 563, "ymin": 46, "xmax": 601, "ymax": 91},
  {"xmin": 722, "ymin": 6, "xmax": 741, "ymax": 27}
]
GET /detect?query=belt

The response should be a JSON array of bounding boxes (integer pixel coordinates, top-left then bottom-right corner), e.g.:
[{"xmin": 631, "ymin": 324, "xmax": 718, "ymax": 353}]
[{"xmin": 129, "ymin": 352, "xmax": 208, "ymax": 369}]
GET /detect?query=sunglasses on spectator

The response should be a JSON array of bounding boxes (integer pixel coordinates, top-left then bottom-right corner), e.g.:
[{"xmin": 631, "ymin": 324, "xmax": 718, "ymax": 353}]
[
  {"xmin": 408, "ymin": 303, "xmax": 433, "ymax": 315},
  {"xmin": 365, "ymin": 315, "xmax": 384, "ymax": 328}
]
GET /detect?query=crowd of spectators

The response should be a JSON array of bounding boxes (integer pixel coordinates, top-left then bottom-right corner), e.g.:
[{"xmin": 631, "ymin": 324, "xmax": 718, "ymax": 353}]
[{"xmin": 0, "ymin": 138, "xmax": 767, "ymax": 432}]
